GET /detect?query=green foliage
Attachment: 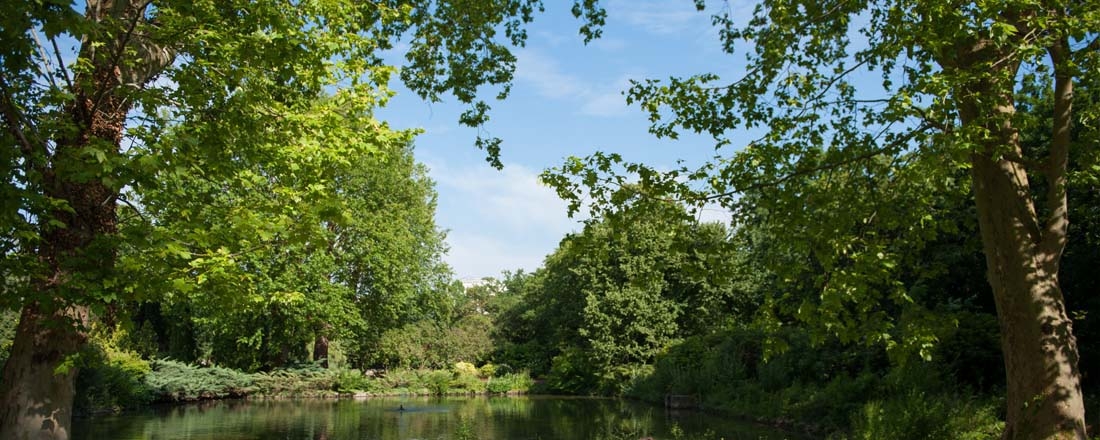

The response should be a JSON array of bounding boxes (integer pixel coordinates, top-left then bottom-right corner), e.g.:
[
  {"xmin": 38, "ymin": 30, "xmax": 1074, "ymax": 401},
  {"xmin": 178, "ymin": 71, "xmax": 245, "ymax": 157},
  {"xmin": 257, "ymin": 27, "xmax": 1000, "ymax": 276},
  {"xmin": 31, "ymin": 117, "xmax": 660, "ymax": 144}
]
[
  {"xmin": 496, "ymin": 200, "xmax": 753, "ymax": 388},
  {"xmin": 486, "ymin": 372, "xmax": 534, "ymax": 394},
  {"xmin": 477, "ymin": 363, "xmax": 497, "ymax": 378},
  {"xmin": 845, "ymin": 393, "xmax": 1003, "ymax": 440},
  {"xmin": 542, "ymin": 6, "xmax": 1098, "ymax": 436},
  {"xmin": 449, "ymin": 369, "xmax": 487, "ymax": 395},
  {"xmin": 1, "ymin": 0, "xmax": 607, "ymax": 431},
  {"xmin": 423, "ymin": 370, "xmax": 453, "ymax": 396},
  {"xmin": 145, "ymin": 359, "xmax": 256, "ymax": 402},
  {"xmin": 544, "ymin": 348, "xmax": 600, "ymax": 395},
  {"xmin": 373, "ymin": 315, "xmax": 494, "ymax": 369},
  {"xmin": 74, "ymin": 346, "xmax": 154, "ymax": 414},
  {"xmin": 453, "ymin": 361, "xmax": 478, "ymax": 377},
  {"xmin": 333, "ymin": 369, "xmax": 378, "ymax": 394},
  {"xmin": 250, "ymin": 364, "xmax": 339, "ymax": 396},
  {"xmin": 0, "ymin": 310, "xmax": 16, "ymax": 368}
]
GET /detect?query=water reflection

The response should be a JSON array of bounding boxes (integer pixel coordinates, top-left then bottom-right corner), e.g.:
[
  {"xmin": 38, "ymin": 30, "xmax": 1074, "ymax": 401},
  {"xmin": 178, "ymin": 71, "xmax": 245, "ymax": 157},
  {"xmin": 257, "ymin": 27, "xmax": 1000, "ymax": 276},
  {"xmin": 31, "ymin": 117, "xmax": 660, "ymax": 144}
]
[{"xmin": 73, "ymin": 396, "xmax": 803, "ymax": 440}]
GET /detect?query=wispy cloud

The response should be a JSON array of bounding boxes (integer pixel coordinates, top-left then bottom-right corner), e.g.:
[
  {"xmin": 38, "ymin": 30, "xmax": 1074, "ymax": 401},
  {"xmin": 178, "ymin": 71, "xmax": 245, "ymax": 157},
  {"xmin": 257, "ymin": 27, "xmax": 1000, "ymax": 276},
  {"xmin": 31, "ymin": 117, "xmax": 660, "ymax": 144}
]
[
  {"xmin": 591, "ymin": 37, "xmax": 629, "ymax": 52},
  {"xmin": 445, "ymin": 232, "xmax": 554, "ymax": 280},
  {"xmin": 612, "ymin": 0, "xmax": 705, "ymax": 36},
  {"xmin": 515, "ymin": 49, "xmax": 637, "ymax": 118},
  {"xmin": 425, "ymin": 159, "xmax": 584, "ymax": 278},
  {"xmin": 514, "ymin": 49, "xmax": 589, "ymax": 100}
]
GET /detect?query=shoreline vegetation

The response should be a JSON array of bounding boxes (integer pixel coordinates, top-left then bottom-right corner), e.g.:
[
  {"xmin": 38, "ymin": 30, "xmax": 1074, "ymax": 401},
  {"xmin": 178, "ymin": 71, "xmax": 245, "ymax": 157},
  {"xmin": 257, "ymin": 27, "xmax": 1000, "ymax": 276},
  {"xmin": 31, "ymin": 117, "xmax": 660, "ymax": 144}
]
[
  {"xmin": 59, "ymin": 331, "xmax": 1032, "ymax": 440},
  {"xmin": 7, "ymin": 309, "xmax": 1096, "ymax": 439}
]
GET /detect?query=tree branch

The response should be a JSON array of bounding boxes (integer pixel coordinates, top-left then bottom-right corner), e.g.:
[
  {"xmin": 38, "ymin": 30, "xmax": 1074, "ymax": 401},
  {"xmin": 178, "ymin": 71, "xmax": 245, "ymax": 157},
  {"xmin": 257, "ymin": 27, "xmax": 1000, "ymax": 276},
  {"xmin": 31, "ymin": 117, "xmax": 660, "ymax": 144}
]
[
  {"xmin": 0, "ymin": 75, "xmax": 42, "ymax": 160},
  {"xmin": 50, "ymin": 36, "xmax": 76, "ymax": 94},
  {"xmin": 1040, "ymin": 36, "xmax": 1072, "ymax": 271},
  {"xmin": 700, "ymin": 123, "xmax": 932, "ymax": 201}
]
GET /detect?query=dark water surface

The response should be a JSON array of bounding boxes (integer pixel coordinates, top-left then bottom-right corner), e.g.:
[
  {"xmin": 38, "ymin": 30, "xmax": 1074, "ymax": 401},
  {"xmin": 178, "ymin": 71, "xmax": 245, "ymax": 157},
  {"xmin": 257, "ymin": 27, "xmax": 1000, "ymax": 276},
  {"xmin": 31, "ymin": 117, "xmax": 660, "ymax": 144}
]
[{"xmin": 73, "ymin": 396, "xmax": 804, "ymax": 440}]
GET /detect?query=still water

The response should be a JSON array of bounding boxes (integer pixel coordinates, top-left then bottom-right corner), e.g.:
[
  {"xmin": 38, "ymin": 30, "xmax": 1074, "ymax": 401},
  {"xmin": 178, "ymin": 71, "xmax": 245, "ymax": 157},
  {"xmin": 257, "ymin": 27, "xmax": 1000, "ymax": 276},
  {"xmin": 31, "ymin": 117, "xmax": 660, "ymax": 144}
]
[{"xmin": 73, "ymin": 396, "xmax": 803, "ymax": 440}]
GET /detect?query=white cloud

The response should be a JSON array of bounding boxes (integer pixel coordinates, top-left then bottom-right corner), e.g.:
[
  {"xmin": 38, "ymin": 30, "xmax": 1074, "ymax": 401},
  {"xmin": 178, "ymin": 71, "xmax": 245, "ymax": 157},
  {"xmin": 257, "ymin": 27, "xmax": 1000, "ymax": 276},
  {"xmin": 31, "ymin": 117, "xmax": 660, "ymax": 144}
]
[
  {"xmin": 516, "ymin": 49, "xmax": 637, "ymax": 118},
  {"xmin": 696, "ymin": 204, "xmax": 733, "ymax": 225},
  {"xmin": 579, "ymin": 73, "xmax": 639, "ymax": 117},
  {"xmin": 445, "ymin": 232, "xmax": 552, "ymax": 279},
  {"xmin": 609, "ymin": 0, "xmax": 706, "ymax": 36},
  {"xmin": 591, "ymin": 37, "xmax": 629, "ymax": 52},
  {"xmin": 515, "ymin": 49, "xmax": 588, "ymax": 100},
  {"xmin": 425, "ymin": 159, "xmax": 585, "ymax": 279}
]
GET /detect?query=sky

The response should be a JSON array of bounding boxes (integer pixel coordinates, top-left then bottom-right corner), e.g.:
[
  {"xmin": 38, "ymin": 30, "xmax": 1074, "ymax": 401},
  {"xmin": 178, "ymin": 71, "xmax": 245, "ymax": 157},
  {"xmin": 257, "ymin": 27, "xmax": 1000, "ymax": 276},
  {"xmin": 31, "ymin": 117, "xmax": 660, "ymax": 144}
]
[{"xmin": 378, "ymin": 0, "xmax": 754, "ymax": 280}]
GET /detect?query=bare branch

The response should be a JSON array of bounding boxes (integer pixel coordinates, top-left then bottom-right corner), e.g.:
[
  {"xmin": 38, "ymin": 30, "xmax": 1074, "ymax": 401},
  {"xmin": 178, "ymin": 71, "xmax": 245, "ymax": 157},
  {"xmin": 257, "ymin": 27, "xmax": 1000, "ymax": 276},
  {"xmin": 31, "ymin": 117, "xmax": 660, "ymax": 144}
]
[
  {"xmin": 50, "ymin": 36, "xmax": 76, "ymax": 94},
  {"xmin": 117, "ymin": 193, "xmax": 148, "ymax": 223},
  {"xmin": 30, "ymin": 29, "xmax": 59, "ymax": 90},
  {"xmin": 0, "ymin": 75, "xmax": 42, "ymax": 159}
]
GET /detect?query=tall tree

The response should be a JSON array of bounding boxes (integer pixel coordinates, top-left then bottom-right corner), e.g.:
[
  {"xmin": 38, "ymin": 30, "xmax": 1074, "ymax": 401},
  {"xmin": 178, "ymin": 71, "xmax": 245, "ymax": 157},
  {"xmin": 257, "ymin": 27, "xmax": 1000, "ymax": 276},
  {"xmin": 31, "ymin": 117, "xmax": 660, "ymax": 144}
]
[
  {"xmin": 0, "ymin": 1, "xmax": 599, "ymax": 438},
  {"xmin": 545, "ymin": 1, "xmax": 1096, "ymax": 438}
]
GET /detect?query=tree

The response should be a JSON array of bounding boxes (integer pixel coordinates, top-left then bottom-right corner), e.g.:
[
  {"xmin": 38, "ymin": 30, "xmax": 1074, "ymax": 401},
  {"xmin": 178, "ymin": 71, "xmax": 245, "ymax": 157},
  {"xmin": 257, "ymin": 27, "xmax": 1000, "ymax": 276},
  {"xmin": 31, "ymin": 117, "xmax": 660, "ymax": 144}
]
[
  {"xmin": 499, "ymin": 198, "xmax": 750, "ymax": 391},
  {"xmin": 545, "ymin": 1, "xmax": 1096, "ymax": 438},
  {"xmin": 0, "ymin": 1, "xmax": 599, "ymax": 438}
]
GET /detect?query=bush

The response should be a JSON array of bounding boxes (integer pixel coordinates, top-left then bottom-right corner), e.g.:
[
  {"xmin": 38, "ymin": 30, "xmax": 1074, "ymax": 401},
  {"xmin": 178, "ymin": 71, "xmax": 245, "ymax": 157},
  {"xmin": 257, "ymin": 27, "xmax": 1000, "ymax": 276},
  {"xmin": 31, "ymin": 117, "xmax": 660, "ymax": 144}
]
[
  {"xmin": 251, "ymin": 364, "xmax": 337, "ymax": 396},
  {"xmin": 74, "ymin": 346, "xmax": 154, "ymax": 414},
  {"xmin": 846, "ymin": 391, "xmax": 1003, "ymax": 440},
  {"xmin": 145, "ymin": 359, "xmax": 255, "ymax": 401},
  {"xmin": 478, "ymin": 363, "xmax": 497, "ymax": 378},
  {"xmin": 453, "ymin": 361, "xmax": 478, "ymax": 377},
  {"xmin": 487, "ymin": 372, "xmax": 534, "ymax": 394},
  {"xmin": 424, "ymin": 370, "xmax": 452, "ymax": 395},
  {"xmin": 544, "ymin": 348, "xmax": 599, "ymax": 394},
  {"xmin": 334, "ymin": 369, "xmax": 380, "ymax": 393},
  {"xmin": 450, "ymin": 370, "xmax": 487, "ymax": 394}
]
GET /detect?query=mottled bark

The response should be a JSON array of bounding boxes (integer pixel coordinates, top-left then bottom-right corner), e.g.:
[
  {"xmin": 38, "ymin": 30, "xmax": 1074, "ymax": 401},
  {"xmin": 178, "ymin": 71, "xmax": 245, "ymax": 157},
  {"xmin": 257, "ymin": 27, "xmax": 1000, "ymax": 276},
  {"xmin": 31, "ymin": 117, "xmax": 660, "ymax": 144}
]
[
  {"xmin": 971, "ymin": 154, "xmax": 1086, "ymax": 440},
  {"xmin": 0, "ymin": 1, "xmax": 171, "ymax": 438},
  {"xmin": 0, "ymin": 306, "xmax": 88, "ymax": 440},
  {"xmin": 959, "ymin": 41, "xmax": 1086, "ymax": 438}
]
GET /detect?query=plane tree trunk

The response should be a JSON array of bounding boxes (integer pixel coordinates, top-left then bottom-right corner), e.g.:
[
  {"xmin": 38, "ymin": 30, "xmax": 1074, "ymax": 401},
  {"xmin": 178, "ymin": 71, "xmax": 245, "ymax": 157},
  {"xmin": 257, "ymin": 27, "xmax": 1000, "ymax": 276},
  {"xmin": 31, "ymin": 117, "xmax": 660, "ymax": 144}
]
[
  {"xmin": 0, "ymin": 1, "xmax": 170, "ymax": 438},
  {"xmin": 957, "ymin": 32, "xmax": 1086, "ymax": 440}
]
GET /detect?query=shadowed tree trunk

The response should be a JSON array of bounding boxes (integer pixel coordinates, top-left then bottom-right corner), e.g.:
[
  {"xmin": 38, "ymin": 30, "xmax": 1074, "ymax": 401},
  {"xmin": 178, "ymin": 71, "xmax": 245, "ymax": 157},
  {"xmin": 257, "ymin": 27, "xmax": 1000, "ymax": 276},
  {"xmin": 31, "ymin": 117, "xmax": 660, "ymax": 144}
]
[
  {"xmin": 313, "ymin": 334, "xmax": 330, "ymax": 368},
  {"xmin": 958, "ymin": 34, "xmax": 1086, "ymax": 439}
]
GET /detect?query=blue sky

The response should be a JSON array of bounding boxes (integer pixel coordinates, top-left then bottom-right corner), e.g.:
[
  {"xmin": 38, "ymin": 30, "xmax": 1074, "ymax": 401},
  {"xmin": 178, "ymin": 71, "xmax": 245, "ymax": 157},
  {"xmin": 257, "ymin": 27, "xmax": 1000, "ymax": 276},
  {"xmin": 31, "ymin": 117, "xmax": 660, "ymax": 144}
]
[{"xmin": 378, "ymin": 1, "xmax": 754, "ymax": 280}]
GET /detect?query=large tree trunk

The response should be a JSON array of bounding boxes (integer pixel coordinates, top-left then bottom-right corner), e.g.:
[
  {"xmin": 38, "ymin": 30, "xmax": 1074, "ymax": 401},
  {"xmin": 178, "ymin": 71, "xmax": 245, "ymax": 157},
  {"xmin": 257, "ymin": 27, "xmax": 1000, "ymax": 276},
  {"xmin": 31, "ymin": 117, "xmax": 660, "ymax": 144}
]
[
  {"xmin": 971, "ymin": 155, "xmax": 1087, "ymax": 439},
  {"xmin": 963, "ymin": 52, "xmax": 1087, "ymax": 436},
  {"xmin": 0, "ymin": 306, "xmax": 89, "ymax": 440},
  {"xmin": 0, "ymin": 2, "xmax": 168, "ymax": 437}
]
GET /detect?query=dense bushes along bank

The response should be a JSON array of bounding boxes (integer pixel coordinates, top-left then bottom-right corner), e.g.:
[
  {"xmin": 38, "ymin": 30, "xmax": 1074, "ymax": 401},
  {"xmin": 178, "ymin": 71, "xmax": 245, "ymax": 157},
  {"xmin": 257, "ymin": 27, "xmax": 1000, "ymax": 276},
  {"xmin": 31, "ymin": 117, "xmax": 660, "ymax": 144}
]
[
  {"xmin": 70, "ymin": 325, "xmax": 1013, "ymax": 440},
  {"xmin": 73, "ymin": 345, "xmax": 534, "ymax": 416}
]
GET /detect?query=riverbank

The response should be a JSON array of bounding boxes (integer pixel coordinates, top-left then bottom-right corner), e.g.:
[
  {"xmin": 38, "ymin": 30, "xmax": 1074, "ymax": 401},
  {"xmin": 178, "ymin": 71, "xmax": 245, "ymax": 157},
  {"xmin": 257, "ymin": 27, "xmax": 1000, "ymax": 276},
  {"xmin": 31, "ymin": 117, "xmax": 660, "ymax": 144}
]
[{"xmin": 75, "ymin": 352, "xmax": 535, "ymax": 416}]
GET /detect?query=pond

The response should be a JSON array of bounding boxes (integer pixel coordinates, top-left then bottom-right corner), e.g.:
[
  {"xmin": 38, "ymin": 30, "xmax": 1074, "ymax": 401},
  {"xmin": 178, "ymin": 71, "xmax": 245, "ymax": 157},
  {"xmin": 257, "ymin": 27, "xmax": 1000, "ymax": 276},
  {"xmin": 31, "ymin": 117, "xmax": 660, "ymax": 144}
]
[{"xmin": 73, "ymin": 396, "xmax": 805, "ymax": 440}]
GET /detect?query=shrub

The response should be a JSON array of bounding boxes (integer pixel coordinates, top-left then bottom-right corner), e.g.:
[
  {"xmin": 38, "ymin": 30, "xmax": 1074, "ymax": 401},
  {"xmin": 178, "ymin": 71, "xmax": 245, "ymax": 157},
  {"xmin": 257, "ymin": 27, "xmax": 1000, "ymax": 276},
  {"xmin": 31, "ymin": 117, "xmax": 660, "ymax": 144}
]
[
  {"xmin": 544, "ymin": 348, "xmax": 599, "ymax": 394},
  {"xmin": 453, "ymin": 361, "xmax": 478, "ymax": 377},
  {"xmin": 145, "ymin": 359, "xmax": 255, "ymax": 401},
  {"xmin": 478, "ymin": 363, "xmax": 497, "ymax": 378},
  {"xmin": 424, "ymin": 370, "xmax": 452, "ymax": 395},
  {"xmin": 847, "ymin": 391, "xmax": 1003, "ymax": 440},
  {"xmin": 251, "ymin": 364, "xmax": 336, "ymax": 395},
  {"xmin": 450, "ymin": 370, "xmax": 487, "ymax": 394},
  {"xmin": 487, "ymin": 372, "xmax": 534, "ymax": 394},
  {"xmin": 334, "ymin": 369, "xmax": 380, "ymax": 393},
  {"xmin": 74, "ymin": 346, "xmax": 154, "ymax": 414}
]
